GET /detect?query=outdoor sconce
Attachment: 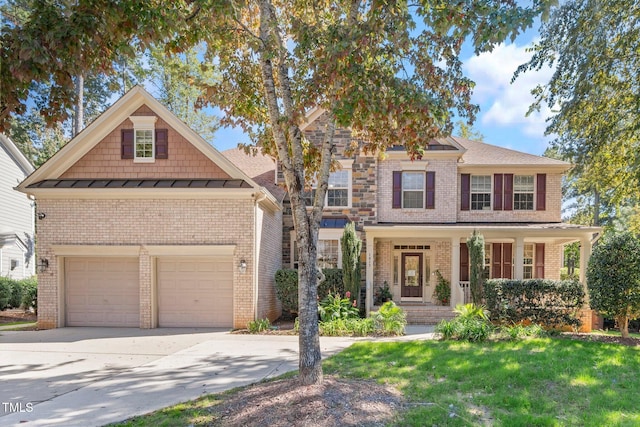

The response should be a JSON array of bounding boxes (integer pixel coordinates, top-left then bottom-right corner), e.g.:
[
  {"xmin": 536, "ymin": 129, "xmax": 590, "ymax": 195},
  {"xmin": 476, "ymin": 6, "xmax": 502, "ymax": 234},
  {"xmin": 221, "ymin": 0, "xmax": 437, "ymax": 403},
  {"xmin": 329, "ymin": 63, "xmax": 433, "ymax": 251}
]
[
  {"xmin": 37, "ymin": 258, "xmax": 49, "ymax": 273},
  {"xmin": 239, "ymin": 259, "xmax": 247, "ymax": 274},
  {"xmin": 37, "ymin": 212, "xmax": 46, "ymax": 220}
]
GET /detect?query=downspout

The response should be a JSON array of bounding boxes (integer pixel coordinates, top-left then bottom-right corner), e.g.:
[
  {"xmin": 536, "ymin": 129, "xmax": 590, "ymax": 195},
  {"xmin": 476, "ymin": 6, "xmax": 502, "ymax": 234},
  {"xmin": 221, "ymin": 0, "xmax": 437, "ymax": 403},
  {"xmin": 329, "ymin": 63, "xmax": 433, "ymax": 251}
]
[{"xmin": 253, "ymin": 190, "xmax": 268, "ymax": 321}]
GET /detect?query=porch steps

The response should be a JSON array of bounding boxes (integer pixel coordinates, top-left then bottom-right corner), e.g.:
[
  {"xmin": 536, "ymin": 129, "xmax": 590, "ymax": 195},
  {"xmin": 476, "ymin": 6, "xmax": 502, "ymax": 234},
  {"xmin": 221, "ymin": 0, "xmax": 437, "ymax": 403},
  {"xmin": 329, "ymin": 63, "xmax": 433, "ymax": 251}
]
[{"xmin": 399, "ymin": 304, "xmax": 456, "ymax": 325}]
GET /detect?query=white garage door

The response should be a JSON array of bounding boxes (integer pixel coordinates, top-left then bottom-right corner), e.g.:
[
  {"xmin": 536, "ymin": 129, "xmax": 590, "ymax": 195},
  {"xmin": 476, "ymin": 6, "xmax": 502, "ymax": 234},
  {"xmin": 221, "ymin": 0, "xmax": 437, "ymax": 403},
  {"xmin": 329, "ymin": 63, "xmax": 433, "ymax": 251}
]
[
  {"xmin": 65, "ymin": 257, "xmax": 140, "ymax": 327},
  {"xmin": 157, "ymin": 257, "xmax": 233, "ymax": 327}
]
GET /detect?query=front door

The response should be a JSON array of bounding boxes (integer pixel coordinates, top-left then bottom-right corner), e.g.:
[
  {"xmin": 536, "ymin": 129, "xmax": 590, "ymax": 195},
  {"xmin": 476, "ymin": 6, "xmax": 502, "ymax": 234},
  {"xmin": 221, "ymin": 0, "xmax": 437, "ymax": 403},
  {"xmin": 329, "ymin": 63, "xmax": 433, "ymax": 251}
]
[{"xmin": 401, "ymin": 253, "xmax": 423, "ymax": 298}]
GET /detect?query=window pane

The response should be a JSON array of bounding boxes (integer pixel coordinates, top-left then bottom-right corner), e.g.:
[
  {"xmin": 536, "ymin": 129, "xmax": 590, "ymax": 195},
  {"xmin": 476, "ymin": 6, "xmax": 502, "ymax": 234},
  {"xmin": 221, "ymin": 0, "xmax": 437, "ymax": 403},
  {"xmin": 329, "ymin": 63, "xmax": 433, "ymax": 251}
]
[
  {"xmin": 471, "ymin": 175, "xmax": 491, "ymax": 210},
  {"xmin": 471, "ymin": 175, "xmax": 491, "ymax": 192},
  {"xmin": 514, "ymin": 175, "xmax": 534, "ymax": 192},
  {"xmin": 403, "ymin": 191, "xmax": 424, "ymax": 209},
  {"xmin": 402, "ymin": 172, "xmax": 424, "ymax": 190},
  {"xmin": 135, "ymin": 130, "xmax": 153, "ymax": 158},
  {"xmin": 514, "ymin": 193, "xmax": 534, "ymax": 210},
  {"xmin": 318, "ymin": 239, "xmax": 339, "ymax": 269},
  {"xmin": 329, "ymin": 170, "xmax": 349, "ymax": 188},
  {"xmin": 327, "ymin": 189, "xmax": 348, "ymax": 207}
]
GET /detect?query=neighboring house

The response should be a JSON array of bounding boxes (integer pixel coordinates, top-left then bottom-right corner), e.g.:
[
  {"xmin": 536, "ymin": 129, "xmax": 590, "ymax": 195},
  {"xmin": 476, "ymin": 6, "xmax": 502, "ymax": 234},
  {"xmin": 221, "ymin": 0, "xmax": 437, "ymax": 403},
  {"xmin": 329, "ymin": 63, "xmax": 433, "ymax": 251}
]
[
  {"xmin": 0, "ymin": 134, "xmax": 35, "ymax": 280},
  {"xmin": 280, "ymin": 111, "xmax": 600, "ymax": 324},
  {"xmin": 17, "ymin": 86, "xmax": 282, "ymax": 329}
]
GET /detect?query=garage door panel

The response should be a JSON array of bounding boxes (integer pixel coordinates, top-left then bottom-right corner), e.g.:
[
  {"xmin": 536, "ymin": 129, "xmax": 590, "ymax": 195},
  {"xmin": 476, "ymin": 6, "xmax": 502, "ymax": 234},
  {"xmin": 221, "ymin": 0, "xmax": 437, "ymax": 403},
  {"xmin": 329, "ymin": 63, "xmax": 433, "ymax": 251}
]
[
  {"xmin": 66, "ymin": 257, "xmax": 139, "ymax": 327},
  {"xmin": 157, "ymin": 257, "xmax": 232, "ymax": 328}
]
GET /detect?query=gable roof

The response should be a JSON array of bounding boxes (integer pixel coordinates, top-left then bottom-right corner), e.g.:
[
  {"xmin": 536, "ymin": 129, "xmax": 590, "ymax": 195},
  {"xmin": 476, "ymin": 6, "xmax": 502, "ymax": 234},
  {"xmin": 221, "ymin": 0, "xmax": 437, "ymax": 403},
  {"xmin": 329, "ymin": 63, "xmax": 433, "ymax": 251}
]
[
  {"xmin": 0, "ymin": 133, "xmax": 34, "ymax": 175},
  {"xmin": 18, "ymin": 86, "xmax": 263, "ymax": 190},
  {"xmin": 452, "ymin": 137, "xmax": 571, "ymax": 170}
]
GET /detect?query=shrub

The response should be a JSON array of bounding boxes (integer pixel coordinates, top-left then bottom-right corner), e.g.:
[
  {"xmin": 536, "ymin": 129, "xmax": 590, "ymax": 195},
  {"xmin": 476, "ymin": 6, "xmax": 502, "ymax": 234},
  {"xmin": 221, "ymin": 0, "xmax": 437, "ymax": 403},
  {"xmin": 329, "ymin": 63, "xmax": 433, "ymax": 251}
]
[
  {"xmin": 9, "ymin": 280, "xmax": 23, "ymax": 308},
  {"xmin": 484, "ymin": 278, "xmax": 584, "ymax": 329},
  {"xmin": 372, "ymin": 301, "xmax": 407, "ymax": 336},
  {"xmin": 587, "ymin": 232, "xmax": 640, "ymax": 338},
  {"xmin": 319, "ymin": 318, "xmax": 374, "ymax": 336},
  {"xmin": 0, "ymin": 277, "xmax": 11, "ymax": 310},
  {"xmin": 341, "ymin": 222, "xmax": 362, "ymax": 306},
  {"xmin": 496, "ymin": 323, "xmax": 547, "ymax": 341},
  {"xmin": 318, "ymin": 292, "xmax": 358, "ymax": 322},
  {"xmin": 319, "ymin": 269, "xmax": 344, "ymax": 299},
  {"xmin": 20, "ymin": 277, "xmax": 37, "ymax": 312},
  {"xmin": 247, "ymin": 318, "xmax": 271, "ymax": 333},
  {"xmin": 467, "ymin": 230, "xmax": 485, "ymax": 304},
  {"xmin": 275, "ymin": 268, "xmax": 345, "ymax": 315},
  {"xmin": 275, "ymin": 269, "xmax": 299, "ymax": 314},
  {"xmin": 432, "ymin": 270, "xmax": 451, "ymax": 306},
  {"xmin": 436, "ymin": 303, "xmax": 493, "ymax": 342}
]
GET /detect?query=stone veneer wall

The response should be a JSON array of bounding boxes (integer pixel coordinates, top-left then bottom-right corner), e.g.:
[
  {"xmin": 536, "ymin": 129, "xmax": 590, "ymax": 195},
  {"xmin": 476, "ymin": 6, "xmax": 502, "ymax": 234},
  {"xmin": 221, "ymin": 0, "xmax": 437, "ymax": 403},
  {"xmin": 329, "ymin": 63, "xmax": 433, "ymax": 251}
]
[{"xmin": 36, "ymin": 198, "xmax": 260, "ymax": 329}]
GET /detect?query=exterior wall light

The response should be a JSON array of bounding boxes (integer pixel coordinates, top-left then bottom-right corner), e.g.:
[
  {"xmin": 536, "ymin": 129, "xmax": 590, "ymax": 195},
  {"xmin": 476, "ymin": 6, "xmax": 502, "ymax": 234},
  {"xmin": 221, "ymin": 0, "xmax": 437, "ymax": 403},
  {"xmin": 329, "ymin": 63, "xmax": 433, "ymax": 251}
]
[
  {"xmin": 37, "ymin": 212, "xmax": 46, "ymax": 220},
  {"xmin": 239, "ymin": 259, "xmax": 247, "ymax": 274},
  {"xmin": 37, "ymin": 258, "xmax": 49, "ymax": 273}
]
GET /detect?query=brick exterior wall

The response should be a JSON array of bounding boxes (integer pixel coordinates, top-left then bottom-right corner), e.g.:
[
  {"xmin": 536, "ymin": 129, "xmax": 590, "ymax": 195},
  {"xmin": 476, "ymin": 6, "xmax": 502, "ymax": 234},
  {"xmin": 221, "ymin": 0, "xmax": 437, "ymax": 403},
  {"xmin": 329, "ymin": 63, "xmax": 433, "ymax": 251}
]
[
  {"xmin": 456, "ymin": 172, "xmax": 563, "ymax": 223},
  {"xmin": 61, "ymin": 105, "xmax": 230, "ymax": 180},
  {"xmin": 378, "ymin": 158, "xmax": 458, "ymax": 223},
  {"xmin": 256, "ymin": 207, "xmax": 283, "ymax": 322},
  {"xmin": 36, "ymin": 198, "xmax": 272, "ymax": 329}
]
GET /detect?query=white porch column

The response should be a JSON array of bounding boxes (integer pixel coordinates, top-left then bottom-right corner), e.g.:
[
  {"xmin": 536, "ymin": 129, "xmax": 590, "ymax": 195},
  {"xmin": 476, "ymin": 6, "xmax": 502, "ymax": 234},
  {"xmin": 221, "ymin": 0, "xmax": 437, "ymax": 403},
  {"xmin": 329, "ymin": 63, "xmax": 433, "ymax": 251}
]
[
  {"xmin": 365, "ymin": 235, "xmax": 375, "ymax": 316},
  {"xmin": 514, "ymin": 237, "xmax": 524, "ymax": 280},
  {"xmin": 450, "ymin": 236, "xmax": 463, "ymax": 306},
  {"xmin": 579, "ymin": 236, "xmax": 592, "ymax": 293}
]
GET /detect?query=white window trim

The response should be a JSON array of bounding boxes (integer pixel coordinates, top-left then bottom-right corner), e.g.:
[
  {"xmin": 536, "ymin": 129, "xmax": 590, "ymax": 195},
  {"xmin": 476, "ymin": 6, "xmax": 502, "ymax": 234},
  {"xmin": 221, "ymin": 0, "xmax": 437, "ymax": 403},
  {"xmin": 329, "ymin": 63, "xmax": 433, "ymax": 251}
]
[
  {"xmin": 129, "ymin": 116, "xmax": 158, "ymax": 163},
  {"xmin": 401, "ymin": 171, "xmax": 425, "ymax": 210},
  {"xmin": 513, "ymin": 175, "xmax": 535, "ymax": 211},
  {"xmin": 309, "ymin": 160, "xmax": 353, "ymax": 209},
  {"xmin": 290, "ymin": 229, "xmax": 344, "ymax": 269},
  {"xmin": 470, "ymin": 175, "xmax": 492, "ymax": 211},
  {"xmin": 523, "ymin": 243, "xmax": 535, "ymax": 279}
]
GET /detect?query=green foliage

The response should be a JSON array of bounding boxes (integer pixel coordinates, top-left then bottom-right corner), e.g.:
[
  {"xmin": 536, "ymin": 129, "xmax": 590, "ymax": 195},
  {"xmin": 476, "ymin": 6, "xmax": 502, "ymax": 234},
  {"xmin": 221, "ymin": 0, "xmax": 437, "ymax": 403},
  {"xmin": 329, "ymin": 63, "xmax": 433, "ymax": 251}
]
[
  {"xmin": 318, "ymin": 293, "xmax": 359, "ymax": 322},
  {"xmin": 466, "ymin": 230, "xmax": 485, "ymax": 305},
  {"xmin": 432, "ymin": 270, "xmax": 451, "ymax": 306},
  {"xmin": 275, "ymin": 268, "xmax": 345, "ymax": 315},
  {"xmin": 20, "ymin": 277, "xmax": 37, "ymax": 312},
  {"xmin": 484, "ymin": 278, "xmax": 585, "ymax": 329},
  {"xmin": 373, "ymin": 281, "xmax": 392, "ymax": 306},
  {"xmin": 436, "ymin": 303, "xmax": 493, "ymax": 342},
  {"xmin": 517, "ymin": 0, "xmax": 640, "ymax": 210},
  {"xmin": 371, "ymin": 301, "xmax": 407, "ymax": 336},
  {"xmin": 587, "ymin": 232, "xmax": 640, "ymax": 337},
  {"xmin": 0, "ymin": 276, "xmax": 36, "ymax": 311},
  {"xmin": 496, "ymin": 323, "xmax": 547, "ymax": 341},
  {"xmin": 340, "ymin": 222, "xmax": 362, "ymax": 307},
  {"xmin": 319, "ymin": 317, "xmax": 374, "ymax": 337},
  {"xmin": 247, "ymin": 318, "xmax": 271, "ymax": 333},
  {"xmin": 274, "ymin": 269, "xmax": 299, "ymax": 314}
]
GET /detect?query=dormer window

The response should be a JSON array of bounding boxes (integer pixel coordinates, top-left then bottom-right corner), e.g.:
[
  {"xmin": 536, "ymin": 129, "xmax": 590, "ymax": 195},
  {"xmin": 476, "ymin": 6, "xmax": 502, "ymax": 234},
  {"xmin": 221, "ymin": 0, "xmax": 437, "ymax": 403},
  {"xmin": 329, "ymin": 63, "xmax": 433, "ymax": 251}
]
[{"xmin": 121, "ymin": 116, "xmax": 168, "ymax": 161}]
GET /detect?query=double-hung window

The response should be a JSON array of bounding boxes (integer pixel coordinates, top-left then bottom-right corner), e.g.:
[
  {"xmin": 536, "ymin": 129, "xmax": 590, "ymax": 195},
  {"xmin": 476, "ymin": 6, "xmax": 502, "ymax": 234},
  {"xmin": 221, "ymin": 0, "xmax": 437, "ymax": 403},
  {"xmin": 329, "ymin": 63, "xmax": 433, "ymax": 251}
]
[
  {"xmin": 327, "ymin": 170, "xmax": 349, "ymax": 207},
  {"xmin": 514, "ymin": 175, "xmax": 534, "ymax": 210},
  {"xmin": 129, "ymin": 116, "xmax": 158, "ymax": 163},
  {"xmin": 402, "ymin": 172, "xmax": 424, "ymax": 209},
  {"xmin": 471, "ymin": 175, "xmax": 491, "ymax": 210},
  {"xmin": 523, "ymin": 244, "xmax": 534, "ymax": 279}
]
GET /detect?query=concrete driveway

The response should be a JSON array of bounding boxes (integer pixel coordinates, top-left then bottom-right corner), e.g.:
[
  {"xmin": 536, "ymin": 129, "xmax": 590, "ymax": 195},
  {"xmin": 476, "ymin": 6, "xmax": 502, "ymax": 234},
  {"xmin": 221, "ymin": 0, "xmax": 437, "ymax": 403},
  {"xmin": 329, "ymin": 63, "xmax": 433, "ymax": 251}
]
[{"xmin": 0, "ymin": 328, "xmax": 361, "ymax": 427}]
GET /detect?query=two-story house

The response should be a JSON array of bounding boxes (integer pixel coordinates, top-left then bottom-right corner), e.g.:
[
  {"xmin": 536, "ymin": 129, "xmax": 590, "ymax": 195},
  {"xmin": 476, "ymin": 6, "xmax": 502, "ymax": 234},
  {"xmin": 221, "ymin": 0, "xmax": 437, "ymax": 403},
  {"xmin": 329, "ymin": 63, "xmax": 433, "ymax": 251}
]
[
  {"xmin": 1, "ymin": 134, "xmax": 35, "ymax": 279},
  {"xmin": 283, "ymin": 111, "xmax": 600, "ymax": 324}
]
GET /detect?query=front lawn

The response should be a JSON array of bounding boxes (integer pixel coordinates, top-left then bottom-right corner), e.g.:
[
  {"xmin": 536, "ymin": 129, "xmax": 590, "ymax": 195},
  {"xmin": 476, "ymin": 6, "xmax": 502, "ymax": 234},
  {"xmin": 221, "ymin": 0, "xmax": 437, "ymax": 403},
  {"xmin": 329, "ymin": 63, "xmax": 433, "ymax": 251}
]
[
  {"xmin": 325, "ymin": 338, "xmax": 640, "ymax": 426},
  {"xmin": 116, "ymin": 337, "xmax": 640, "ymax": 426}
]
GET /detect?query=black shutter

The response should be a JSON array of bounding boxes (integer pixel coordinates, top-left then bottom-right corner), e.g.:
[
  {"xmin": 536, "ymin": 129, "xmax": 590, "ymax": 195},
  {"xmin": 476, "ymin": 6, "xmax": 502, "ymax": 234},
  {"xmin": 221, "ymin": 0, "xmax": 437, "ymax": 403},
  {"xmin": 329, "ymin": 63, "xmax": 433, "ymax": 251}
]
[{"xmin": 121, "ymin": 129, "xmax": 134, "ymax": 159}]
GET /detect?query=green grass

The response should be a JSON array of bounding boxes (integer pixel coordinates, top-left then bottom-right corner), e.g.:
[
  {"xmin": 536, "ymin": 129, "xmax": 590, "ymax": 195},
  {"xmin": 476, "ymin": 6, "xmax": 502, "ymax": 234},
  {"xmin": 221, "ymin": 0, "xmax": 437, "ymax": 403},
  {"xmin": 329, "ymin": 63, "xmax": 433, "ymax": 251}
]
[
  {"xmin": 324, "ymin": 338, "xmax": 640, "ymax": 426},
  {"xmin": 114, "ymin": 338, "xmax": 640, "ymax": 427},
  {"xmin": 0, "ymin": 320, "xmax": 34, "ymax": 326},
  {"xmin": 592, "ymin": 329, "xmax": 640, "ymax": 339}
]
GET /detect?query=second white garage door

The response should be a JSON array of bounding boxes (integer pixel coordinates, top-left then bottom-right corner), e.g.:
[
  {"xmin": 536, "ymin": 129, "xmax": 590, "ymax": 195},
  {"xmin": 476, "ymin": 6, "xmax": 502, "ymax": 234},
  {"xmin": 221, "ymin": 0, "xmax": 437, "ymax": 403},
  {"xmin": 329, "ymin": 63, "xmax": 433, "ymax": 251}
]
[{"xmin": 157, "ymin": 257, "xmax": 233, "ymax": 327}]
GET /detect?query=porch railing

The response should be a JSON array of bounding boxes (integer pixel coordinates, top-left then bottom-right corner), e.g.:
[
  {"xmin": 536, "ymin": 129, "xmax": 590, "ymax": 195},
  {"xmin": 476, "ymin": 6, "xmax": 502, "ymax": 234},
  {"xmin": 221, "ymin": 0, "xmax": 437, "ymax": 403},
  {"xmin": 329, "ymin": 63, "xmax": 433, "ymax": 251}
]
[{"xmin": 459, "ymin": 281, "xmax": 471, "ymax": 304}]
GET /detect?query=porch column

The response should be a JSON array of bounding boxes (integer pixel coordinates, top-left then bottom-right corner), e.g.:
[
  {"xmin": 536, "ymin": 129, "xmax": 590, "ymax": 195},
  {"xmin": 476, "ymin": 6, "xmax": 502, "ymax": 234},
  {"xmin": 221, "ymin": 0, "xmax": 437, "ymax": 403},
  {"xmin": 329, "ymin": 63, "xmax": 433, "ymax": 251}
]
[
  {"xmin": 450, "ymin": 236, "xmax": 463, "ymax": 306},
  {"xmin": 579, "ymin": 235, "xmax": 592, "ymax": 300},
  {"xmin": 365, "ymin": 235, "xmax": 375, "ymax": 316},
  {"xmin": 514, "ymin": 236, "xmax": 524, "ymax": 280}
]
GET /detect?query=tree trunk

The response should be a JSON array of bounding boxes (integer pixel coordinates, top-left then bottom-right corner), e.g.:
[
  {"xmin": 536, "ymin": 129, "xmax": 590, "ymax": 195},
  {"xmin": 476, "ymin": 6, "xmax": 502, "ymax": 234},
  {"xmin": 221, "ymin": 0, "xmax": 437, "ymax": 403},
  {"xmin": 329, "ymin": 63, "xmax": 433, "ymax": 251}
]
[
  {"xmin": 73, "ymin": 74, "xmax": 84, "ymax": 136},
  {"xmin": 617, "ymin": 315, "xmax": 629, "ymax": 338}
]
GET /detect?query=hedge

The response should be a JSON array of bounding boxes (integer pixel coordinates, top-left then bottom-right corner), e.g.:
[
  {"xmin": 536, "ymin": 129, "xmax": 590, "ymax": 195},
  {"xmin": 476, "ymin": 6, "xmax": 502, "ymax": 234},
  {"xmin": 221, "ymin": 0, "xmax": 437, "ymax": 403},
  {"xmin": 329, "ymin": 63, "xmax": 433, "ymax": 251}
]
[
  {"xmin": 0, "ymin": 276, "xmax": 37, "ymax": 311},
  {"xmin": 484, "ymin": 278, "xmax": 585, "ymax": 329},
  {"xmin": 275, "ymin": 268, "xmax": 344, "ymax": 314}
]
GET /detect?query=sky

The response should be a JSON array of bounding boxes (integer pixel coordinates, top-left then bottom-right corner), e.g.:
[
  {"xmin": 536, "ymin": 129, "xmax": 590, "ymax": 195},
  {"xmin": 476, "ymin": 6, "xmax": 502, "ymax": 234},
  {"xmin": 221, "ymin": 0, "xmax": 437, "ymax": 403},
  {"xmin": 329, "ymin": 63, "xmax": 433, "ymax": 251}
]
[{"xmin": 211, "ymin": 24, "xmax": 555, "ymax": 157}]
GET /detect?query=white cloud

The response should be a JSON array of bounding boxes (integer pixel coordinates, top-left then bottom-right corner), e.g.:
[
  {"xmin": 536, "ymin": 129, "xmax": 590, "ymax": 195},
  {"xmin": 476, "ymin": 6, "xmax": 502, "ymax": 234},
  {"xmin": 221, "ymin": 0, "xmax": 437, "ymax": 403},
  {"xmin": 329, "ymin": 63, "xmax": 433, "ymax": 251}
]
[{"xmin": 464, "ymin": 42, "xmax": 555, "ymax": 138}]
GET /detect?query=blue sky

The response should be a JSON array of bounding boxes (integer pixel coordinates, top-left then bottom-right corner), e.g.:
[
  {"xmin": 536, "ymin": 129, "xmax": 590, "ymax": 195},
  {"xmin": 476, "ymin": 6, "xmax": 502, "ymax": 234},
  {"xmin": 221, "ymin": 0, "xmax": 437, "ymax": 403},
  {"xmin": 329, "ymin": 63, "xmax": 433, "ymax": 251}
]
[{"xmin": 212, "ymin": 25, "xmax": 553, "ymax": 157}]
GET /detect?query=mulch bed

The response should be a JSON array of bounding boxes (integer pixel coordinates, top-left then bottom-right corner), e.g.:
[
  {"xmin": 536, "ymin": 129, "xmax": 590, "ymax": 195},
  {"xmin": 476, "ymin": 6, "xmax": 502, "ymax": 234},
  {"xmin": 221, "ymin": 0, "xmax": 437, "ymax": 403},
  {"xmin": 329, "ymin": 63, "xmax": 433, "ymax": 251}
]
[{"xmin": 0, "ymin": 308, "xmax": 37, "ymax": 324}]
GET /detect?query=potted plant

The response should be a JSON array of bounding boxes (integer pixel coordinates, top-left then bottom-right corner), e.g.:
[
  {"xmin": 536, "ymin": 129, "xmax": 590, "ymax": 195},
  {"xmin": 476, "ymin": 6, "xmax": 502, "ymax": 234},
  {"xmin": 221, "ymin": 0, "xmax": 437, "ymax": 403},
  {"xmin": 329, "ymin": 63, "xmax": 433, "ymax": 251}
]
[
  {"xmin": 432, "ymin": 270, "xmax": 451, "ymax": 306},
  {"xmin": 374, "ymin": 281, "xmax": 393, "ymax": 306}
]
